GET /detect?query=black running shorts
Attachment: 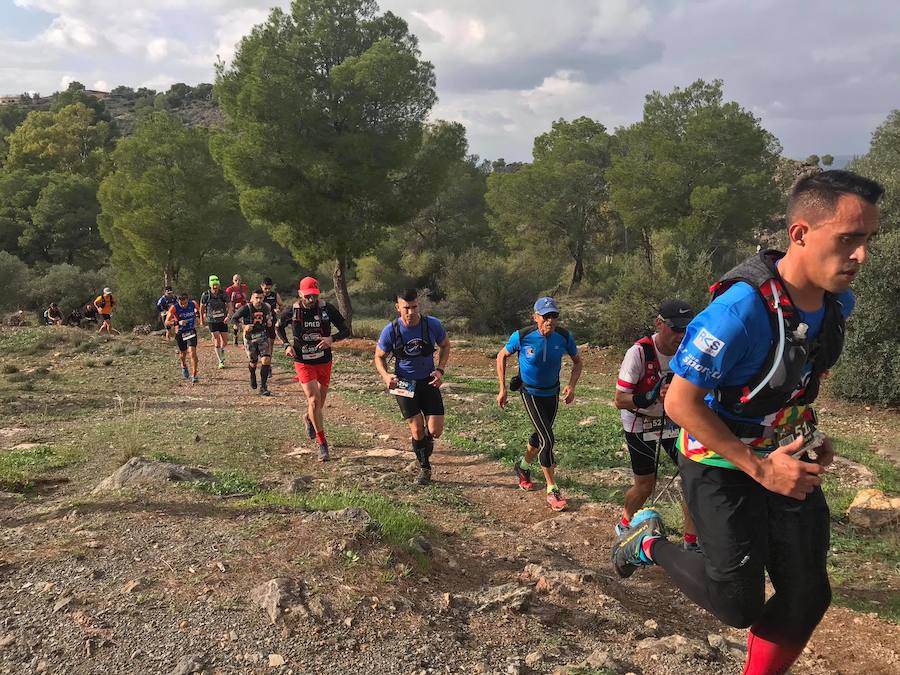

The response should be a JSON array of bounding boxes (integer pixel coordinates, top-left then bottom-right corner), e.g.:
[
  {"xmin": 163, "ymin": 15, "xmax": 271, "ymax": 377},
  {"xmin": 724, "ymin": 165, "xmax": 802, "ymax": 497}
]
[
  {"xmin": 395, "ymin": 379, "xmax": 445, "ymax": 420},
  {"xmin": 175, "ymin": 332, "xmax": 198, "ymax": 352},
  {"xmin": 624, "ymin": 431, "xmax": 677, "ymax": 476},
  {"xmin": 208, "ymin": 322, "xmax": 228, "ymax": 333}
]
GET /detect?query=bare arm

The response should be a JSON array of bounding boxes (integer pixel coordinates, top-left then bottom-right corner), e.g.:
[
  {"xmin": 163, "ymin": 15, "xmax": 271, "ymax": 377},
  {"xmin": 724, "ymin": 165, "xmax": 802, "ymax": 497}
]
[
  {"xmin": 374, "ymin": 346, "xmax": 397, "ymax": 389},
  {"xmin": 664, "ymin": 375, "xmax": 823, "ymax": 499},
  {"xmin": 496, "ymin": 347, "xmax": 511, "ymax": 408},
  {"xmin": 561, "ymin": 352, "xmax": 583, "ymax": 404},
  {"xmin": 429, "ymin": 336, "xmax": 451, "ymax": 387}
]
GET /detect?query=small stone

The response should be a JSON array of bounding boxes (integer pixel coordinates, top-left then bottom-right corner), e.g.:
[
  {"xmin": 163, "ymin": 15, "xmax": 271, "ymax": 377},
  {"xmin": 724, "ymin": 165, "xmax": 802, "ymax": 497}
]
[
  {"xmin": 525, "ymin": 651, "xmax": 543, "ymax": 667},
  {"xmin": 407, "ymin": 536, "xmax": 432, "ymax": 556},
  {"xmin": 121, "ymin": 579, "xmax": 143, "ymax": 594},
  {"xmin": 269, "ymin": 653, "xmax": 286, "ymax": 667},
  {"xmin": 53, "ymin": 595, "xmax": 73, "ymax": 613},
  {"xmin": 644, "ymin": 619, "xmax": 658, "ymax": 630},
  {"xmin": 179, "ymin": 620, "xmax": 189, "ymax": 629},
  {"xmin": 168, "ymin": 654, "xmax": 206, "ymax": 675},
  {"xmin": 228, "ymin": 630, "xmax": 238, "ymax": 642}
]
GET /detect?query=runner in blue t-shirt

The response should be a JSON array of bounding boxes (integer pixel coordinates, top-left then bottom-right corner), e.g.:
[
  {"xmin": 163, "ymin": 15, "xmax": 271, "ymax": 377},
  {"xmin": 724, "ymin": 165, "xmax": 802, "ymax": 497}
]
[
  {"xmin": 374, "ymin": 289, "xmax": 451, "ymax": 486},
  {"xmin": 611, "ymin": 170, "xmax": 883, "ymax": 675},
  {"xmin": 156, "ymin": 286, "xmax": 177, "ymax": 340},
  {"xmin": 496, "ymin": 296, "xmax": 582, "ymax": 511}
]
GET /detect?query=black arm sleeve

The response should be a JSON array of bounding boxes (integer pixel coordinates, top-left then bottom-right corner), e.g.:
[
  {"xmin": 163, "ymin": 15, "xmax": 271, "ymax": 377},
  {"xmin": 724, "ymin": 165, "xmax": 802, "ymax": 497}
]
[
  {"xmin": 328, "ymin": 303, "xmax": 350, "ymax": 342},
  {"xmin": 275, "ymin": 307, "xmax": 292, "ymax": 344},
  {"xmin": 229, "ymin": 305, "xmax": 247, "ymax": 326}
]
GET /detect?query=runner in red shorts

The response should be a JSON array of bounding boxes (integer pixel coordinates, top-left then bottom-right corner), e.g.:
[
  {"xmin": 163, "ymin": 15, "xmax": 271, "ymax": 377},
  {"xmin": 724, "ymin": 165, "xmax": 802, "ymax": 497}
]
[{"xmin": 276, "ymin": 277, "xmax": 350, "ymax": 461}]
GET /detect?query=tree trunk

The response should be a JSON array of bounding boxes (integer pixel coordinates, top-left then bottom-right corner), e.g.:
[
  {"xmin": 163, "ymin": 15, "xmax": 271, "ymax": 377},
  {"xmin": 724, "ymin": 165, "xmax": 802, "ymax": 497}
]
[
  {"xmin": 640, "ymin": 226, "xmax": 654, "ymax": 271},
  {"xmin": 332, "ymin": 255, "xmax": 353, "ymax": 336},
  {"xmin": 568, "ymin": 248, "xmax": 584, "ymax": 293}
]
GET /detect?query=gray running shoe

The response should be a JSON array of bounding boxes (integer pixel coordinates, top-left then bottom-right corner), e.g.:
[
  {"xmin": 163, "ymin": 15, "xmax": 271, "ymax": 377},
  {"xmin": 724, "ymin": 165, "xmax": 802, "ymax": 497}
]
[
  {"xmin": 683, "ymin": 540, "xmax": 703, "ymax": 554},
  {"xmin": 317, "ymin": 443, "xmax": 330, "ymax": 462},
  {"xmin": 415, "ymin": 467, "xmax": 432, "ymax": 486},
  {"xmin": 611, "ymin": 508, "xmax": 666, "ymax": 579}
]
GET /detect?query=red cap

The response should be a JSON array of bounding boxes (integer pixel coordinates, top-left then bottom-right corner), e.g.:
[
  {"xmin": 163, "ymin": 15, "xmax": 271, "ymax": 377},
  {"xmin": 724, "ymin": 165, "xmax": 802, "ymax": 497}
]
[{"xmin": 299, "ymin": 276, "xmax": 320, "ymax": 295}]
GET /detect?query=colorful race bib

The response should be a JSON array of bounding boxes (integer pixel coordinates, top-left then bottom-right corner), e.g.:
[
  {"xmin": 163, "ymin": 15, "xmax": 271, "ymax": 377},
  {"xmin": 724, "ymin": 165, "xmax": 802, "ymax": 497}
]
[{"xmin": 389, "ymin": 379, "xmax": 416, "ymax": 398}]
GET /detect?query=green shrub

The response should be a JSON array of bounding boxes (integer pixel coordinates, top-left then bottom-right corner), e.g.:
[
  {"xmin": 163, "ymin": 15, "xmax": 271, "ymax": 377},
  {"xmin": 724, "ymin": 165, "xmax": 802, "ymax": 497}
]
[
  {"xmin": 832, "ymin": 228, "xmax": 900, "ymax": 403},
  {"xmin": 0, "ymin": 252, "xmax": 32, "ymax": 311},
  {"xmin": 441, "ymin": 249, "xmax": 560, "ymax": 334},
  {"xmin": 1, "ymin": 364, "xmax": 18, "ymax": 374},
  {"xmin": 26, "ymin": 263, "xmax": 108, "ymax": 316}
]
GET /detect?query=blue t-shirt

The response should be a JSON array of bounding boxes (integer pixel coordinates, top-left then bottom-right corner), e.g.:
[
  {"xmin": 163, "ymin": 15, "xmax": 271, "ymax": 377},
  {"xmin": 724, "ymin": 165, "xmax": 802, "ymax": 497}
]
[
  {"xmin": 670, "ymin": 280, "xmax": 854, "ymax": 466},
  {"xmin": 157, "ymin": 294, "xmax": 177, "ymax": 313},
  {"xmin": 504, "ymin": 327, "xmax": 578, "ymax": 396},
  {"xmin": 377, "ymin": 316, "xmax": 447, "ymax": 381}
]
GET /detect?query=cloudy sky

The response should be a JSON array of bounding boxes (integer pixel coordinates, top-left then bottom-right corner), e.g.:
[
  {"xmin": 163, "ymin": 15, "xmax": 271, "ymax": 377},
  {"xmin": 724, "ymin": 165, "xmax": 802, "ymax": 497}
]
[{"xmin": 1, "ymin": 0, "xmax": 897, "ymax": 162}]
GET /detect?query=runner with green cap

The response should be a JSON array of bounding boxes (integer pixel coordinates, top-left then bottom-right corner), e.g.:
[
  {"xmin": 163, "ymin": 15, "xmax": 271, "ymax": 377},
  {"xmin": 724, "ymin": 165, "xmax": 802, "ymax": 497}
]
[{"xmin": 200, "ymin": 275, "xmax": 232, "ymax": 369}]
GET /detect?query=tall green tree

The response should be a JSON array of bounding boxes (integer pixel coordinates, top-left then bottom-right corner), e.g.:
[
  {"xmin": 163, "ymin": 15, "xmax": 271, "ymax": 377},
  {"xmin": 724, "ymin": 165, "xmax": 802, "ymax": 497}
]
[
  {"xmin": 213, "ymin": 0, "xmax": 450, "ymax": 332},
  {"xmin": 486, "ymin": 116, "xmax": 617, "ymax": 291},
  {"xmin": 850, "ymin": 110, "xmax": 900, "ymax": 232},
  {"xmin": 50, "ymin": 81, "xmax": 110, "ymax": 121},
  {"xmin": 19, "ymin": 173, "xmax": 103, "ymax": 266},
  {"xmin": 0, "ymin": 169, "xmax": 46, "ymax": 255},
  {"xmin": 5, "ymin": 103, "xmax": 114, "ymax": 178},
  {"xmin": 608, "ymin": 79, "xmax": 780, "ymax": 272},
  {"xmin": 98, "ymin": 111, "xmax": 245, "ymax": 290}
]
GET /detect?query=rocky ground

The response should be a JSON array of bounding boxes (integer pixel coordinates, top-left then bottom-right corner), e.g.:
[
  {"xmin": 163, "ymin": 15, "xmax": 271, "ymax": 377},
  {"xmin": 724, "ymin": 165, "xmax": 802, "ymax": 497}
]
[{"xmin": 0, "ymin": 330, "xmax": 898, "ymax": 674}]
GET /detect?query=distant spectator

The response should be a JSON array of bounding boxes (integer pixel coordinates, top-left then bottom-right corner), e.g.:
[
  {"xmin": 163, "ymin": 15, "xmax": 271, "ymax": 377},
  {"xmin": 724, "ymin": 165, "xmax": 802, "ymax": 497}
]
[
  {"xmin": 82, "ymin": 302, "xmax": 99, "ymax": 325},
  {"xmin": 43, "ymin": 302, "xmax": 63, "ymax": 326}
]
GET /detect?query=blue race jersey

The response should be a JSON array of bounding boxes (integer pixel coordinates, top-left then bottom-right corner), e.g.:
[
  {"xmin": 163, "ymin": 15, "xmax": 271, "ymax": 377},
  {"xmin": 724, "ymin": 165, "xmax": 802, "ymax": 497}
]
[
  {"xmin": 377, "ymin": 316, "xmax": 447, "ymax": 381},
  {"xmin": 157, "ymin": 294, "xmax": 177, "ymax": 313},
  {"xmin": 505, "ymin": 327, "xmax": 578, "ymax": 396},
  {"xmin": 171, "ymin": 302, "xmax": 198, "ymax": 334},
  {"xmin": 671, "ymin": 281, "xmax": 854, "ymax": 467}
]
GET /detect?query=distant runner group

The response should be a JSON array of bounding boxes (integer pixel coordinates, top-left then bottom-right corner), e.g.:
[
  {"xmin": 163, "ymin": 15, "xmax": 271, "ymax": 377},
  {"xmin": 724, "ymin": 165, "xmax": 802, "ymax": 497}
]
[{"xmin": 52, "ymin": 168, "xmax": 882, "ymax": 675}]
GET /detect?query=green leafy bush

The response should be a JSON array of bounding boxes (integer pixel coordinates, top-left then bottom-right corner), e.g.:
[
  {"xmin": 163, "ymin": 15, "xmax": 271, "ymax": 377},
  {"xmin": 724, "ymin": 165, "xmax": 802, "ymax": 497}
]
[{"xmin": 831, "ymin": 229, "xmax": 900, "ymax": 403}]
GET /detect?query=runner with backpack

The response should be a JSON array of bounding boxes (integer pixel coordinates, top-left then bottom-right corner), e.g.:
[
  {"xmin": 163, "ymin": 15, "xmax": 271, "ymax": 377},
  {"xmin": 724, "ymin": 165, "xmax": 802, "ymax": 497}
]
[
  {"xmin": 614, "ymin": 300, "xmax": 699, "ymax": 549},
  {"xmin": 200, "ymin": 275, "xmax": 233, "ymax": 369},
  {"xmin": 611, "ymin": 170, "xmax": 883, "ymax": 675},
  {"xmin": 226, "ymin": 274, "xmax": 250, "ymax": 346},
  {"xmin": 495, "ymin": 297, "xmax": 582, "ymax": 512},
  {"xmin": 164, "ymin": 293, "xmax": 201, "ymax": 383},
  {"xmin": 276, "ymin": 277, "xmax": 350, "ymax": 461},
  {"xmin": 374, "ymin": 289, "xmax": 451, "ymax": 486},
  {"xmin": 230, "ymin": 290, "xmax": 275, "ymax": 396}
]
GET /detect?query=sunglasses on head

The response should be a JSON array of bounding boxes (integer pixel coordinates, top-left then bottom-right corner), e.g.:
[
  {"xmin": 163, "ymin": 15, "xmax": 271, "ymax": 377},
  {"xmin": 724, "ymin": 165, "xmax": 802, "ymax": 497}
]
[
  {"xmin": 660, "ymin": 318, "xmax": 686, "ymax": 332},
  {"xmin": 540, "ymin": 312, "xmax": 559, "ymax": 320}
]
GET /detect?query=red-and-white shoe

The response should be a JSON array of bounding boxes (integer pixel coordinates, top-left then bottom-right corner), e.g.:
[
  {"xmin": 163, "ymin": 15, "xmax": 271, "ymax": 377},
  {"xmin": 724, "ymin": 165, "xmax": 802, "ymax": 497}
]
[
  {"xmin": 546, "ymin": 487, "xmax": 567, "ymax": 511},
  {"xmin": 514, "ymin": 464, "xmax": 534, "ymax": 491}
]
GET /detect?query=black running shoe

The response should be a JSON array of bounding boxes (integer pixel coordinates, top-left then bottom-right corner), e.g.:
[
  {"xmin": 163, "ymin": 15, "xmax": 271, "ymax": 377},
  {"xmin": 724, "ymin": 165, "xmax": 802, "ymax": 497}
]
[
  {"xmin": 303, "ymin": 414, "xmax": 316, "ymax": 441},
  {"xmin": 611, "ymin": 508, "xmax": 666, "ymax": 579},
  {"xmin": 249, "ymin": 370, "xmax": 257, "ymax": 390}
]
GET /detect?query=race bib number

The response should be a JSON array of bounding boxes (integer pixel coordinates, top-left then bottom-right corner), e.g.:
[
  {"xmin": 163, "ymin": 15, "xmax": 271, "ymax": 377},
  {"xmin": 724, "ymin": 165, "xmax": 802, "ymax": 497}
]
[
  {"xmin": 181, "ymin": 331, "xmax": 196, "ymax": 341},
  {"xmin": 209, "ymin": 309, "xmax": 225, "ymax": 320},
  {"xmin": 775, "ymin": 411, "xmax": 818, "ymax": 448},
  {"xmin": 390, "ymin": 379, "xmax": 416, "ymax": 398},
  {"xmin": 641, "ymin": 416, "xmax": 679, "ymax": 441},
  {"xmin": 249, "ymin": 330, "xmax": 268, "ymax": 344}
]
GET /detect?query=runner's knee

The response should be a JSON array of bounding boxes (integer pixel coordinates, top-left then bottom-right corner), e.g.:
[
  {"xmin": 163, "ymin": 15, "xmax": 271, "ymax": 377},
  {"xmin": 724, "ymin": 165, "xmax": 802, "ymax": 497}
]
[
  {"xmin": 709, "ymin": 578, "xmax": 765, "ymax": 629},
  {"xmin": 537, "ymin": 434, "xmax": 555, "ymax": 468}
]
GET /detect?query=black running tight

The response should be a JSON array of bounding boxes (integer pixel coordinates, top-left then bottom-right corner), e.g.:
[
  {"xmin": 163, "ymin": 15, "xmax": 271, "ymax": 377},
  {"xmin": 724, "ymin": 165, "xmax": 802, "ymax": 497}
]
[{"xmin": 521, "ymin": 392, "xmax": 558, "ymax": 468}]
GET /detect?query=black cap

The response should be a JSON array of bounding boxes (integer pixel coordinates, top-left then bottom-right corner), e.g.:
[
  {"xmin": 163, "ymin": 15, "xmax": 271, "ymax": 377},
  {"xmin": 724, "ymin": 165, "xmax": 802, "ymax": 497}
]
[{"xmin": 659, "ymin": 299, "xmax": 694, "ymax": 330}]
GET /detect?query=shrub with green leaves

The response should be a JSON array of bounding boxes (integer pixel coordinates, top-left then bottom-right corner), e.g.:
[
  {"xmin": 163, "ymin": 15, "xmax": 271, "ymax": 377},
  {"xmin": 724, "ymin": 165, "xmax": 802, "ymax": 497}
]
[{"xmin": 831, "ymin": 228, "xmax": 900, "ymax": 403}]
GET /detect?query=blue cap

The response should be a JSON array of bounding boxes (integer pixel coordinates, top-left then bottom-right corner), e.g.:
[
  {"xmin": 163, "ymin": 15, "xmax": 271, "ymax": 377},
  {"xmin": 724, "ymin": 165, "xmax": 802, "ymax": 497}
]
[{"xmin": 533, "ymin": 297, "xmax": 560, "ymax": 315}]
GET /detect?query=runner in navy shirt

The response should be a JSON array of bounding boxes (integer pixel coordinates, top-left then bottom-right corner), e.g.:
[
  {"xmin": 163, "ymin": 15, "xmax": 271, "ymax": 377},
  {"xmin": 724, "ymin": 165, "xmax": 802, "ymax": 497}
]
[
  {"xmin": 374, "ymin": 289, "xmax": 450, "ymax": 486},
  {"xmin": 156, "ymin": 286, "xmax": 177, "ymax": 340}
]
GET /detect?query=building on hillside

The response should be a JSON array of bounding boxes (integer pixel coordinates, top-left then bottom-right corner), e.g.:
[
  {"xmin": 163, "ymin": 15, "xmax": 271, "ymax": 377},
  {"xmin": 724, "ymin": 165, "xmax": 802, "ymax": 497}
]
[
  {"xmin": 0, "ymin": 95, "xmax": 23, "ymax": 105},
  {"xmin": 84, "ymin": 90, "xmax": 110, "ymax": 100}
]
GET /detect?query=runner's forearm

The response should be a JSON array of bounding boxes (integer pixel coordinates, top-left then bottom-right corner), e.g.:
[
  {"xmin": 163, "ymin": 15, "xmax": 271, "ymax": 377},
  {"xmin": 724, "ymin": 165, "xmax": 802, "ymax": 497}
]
[
  {"xmin": 567, "ymin": 357, "xmax": 583, "ymax": 388},
  {"xmin": 436, "ymin": 342, "xmax": 450, "ymax": 371},
  {"xmin": 496, "ymin": 351, "xmax": 508, "ymax": 391}
]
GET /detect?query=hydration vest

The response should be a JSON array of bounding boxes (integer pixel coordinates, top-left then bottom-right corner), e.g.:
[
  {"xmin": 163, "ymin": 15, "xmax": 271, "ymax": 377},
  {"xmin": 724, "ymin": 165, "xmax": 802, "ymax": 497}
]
[
  {"xmin": 289, "ymin": 300, "xmax": 331, "ymax": 341},
  {"xmin": 263, "ymin": 290, "xmax": 278, "ymax": 314},
  {"xmin": 710, "ymin": 250, "xmax": 845, "ymax": 419},
  {"xmin": 632, "ymin": 335, "xmax": 662, "ymax": 396},
  {"xmin": 391, "ymin": 316, "xmax": 436, "ymax": 360}
]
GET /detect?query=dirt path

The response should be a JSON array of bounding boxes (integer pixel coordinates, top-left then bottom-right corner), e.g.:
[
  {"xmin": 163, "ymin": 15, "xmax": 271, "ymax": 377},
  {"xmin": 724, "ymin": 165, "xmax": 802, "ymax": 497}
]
[{"xmin": 1, "ymin": 337, "xmax": 898, "ymax": 674}]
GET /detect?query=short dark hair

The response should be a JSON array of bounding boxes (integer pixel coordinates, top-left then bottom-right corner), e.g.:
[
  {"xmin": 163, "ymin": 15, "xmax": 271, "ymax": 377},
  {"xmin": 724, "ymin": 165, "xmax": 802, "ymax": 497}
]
[
  {"xmin": 177, "ymin": 293, "xmax": 189, "ymax": 300},
  {"xmin": 263, "ymin": 277, "xmax": 273, "ymax": 285},
  {"xmin": 787, "ymin": 169, "xmax": 884, "ymax": 225},
  {"xmin": 396, "ymin": 288, "xmax": 418, "ymax": 302},
  {"xmin": 164, "ymin": 285, "xmax": 173, "ymax": 291}
]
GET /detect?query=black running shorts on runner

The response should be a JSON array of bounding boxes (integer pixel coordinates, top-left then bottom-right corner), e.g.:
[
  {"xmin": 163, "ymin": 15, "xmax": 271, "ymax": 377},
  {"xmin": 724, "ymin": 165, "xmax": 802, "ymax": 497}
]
[
  {"xmin": 624, "ymin": 431, "xmax": 677, "ymax": 476},
  {"xmin": 395, "ymin": 379, "xmax": 445, "ymax": 420},
  {"xmin": 208, "ymin": 322, "xmax": 228, "ymax": 333},
  {"xmin": 677, "ymin": 452, "xmax": 830, "ymax": 588},
  {"xmin": 101, "ymin": 313, "xmax": 111, "ymax": 322},
  {"xmin": 175, "ymin": 332, "xmax": 198, "ymax": 352}
]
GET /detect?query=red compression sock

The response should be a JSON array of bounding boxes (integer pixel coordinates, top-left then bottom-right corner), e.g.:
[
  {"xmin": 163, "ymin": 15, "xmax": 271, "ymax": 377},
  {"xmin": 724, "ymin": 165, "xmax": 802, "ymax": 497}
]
[
  {"xmin": 742, "ymin": 629, "xmax": 806, "ymax": 675},
  {"xmin": 620, "ymin": 515, "xmax": 631, "ymax": 528},
  {"xmin": 684, "ymin": 532, "xmax": 698, "ymax": 545},
  {"xmin": 315, "ymin": 430, "xmax": 327, "ymax": 444}
]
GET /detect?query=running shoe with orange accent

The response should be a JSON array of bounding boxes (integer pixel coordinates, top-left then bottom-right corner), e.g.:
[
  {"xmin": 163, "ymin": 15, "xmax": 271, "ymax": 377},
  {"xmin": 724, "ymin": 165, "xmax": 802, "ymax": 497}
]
[
  {"xmin": 514, "ymin": 464, "xmax": 534, "ymax": 491},
  {"xmin": 546, "ymin": 487, "xmax": 567, "ymax": 511}
]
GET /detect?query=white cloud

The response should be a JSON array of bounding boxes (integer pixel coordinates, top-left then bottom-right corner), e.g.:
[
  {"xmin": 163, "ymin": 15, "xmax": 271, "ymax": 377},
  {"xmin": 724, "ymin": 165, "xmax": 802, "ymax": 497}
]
[
  {"xmin": 4, "ymin": 0, "xmax": 900, "ymax": 160},
  {"xmin": 92, "ymin": 79, "xmax": 109, "ymax": 91}
]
